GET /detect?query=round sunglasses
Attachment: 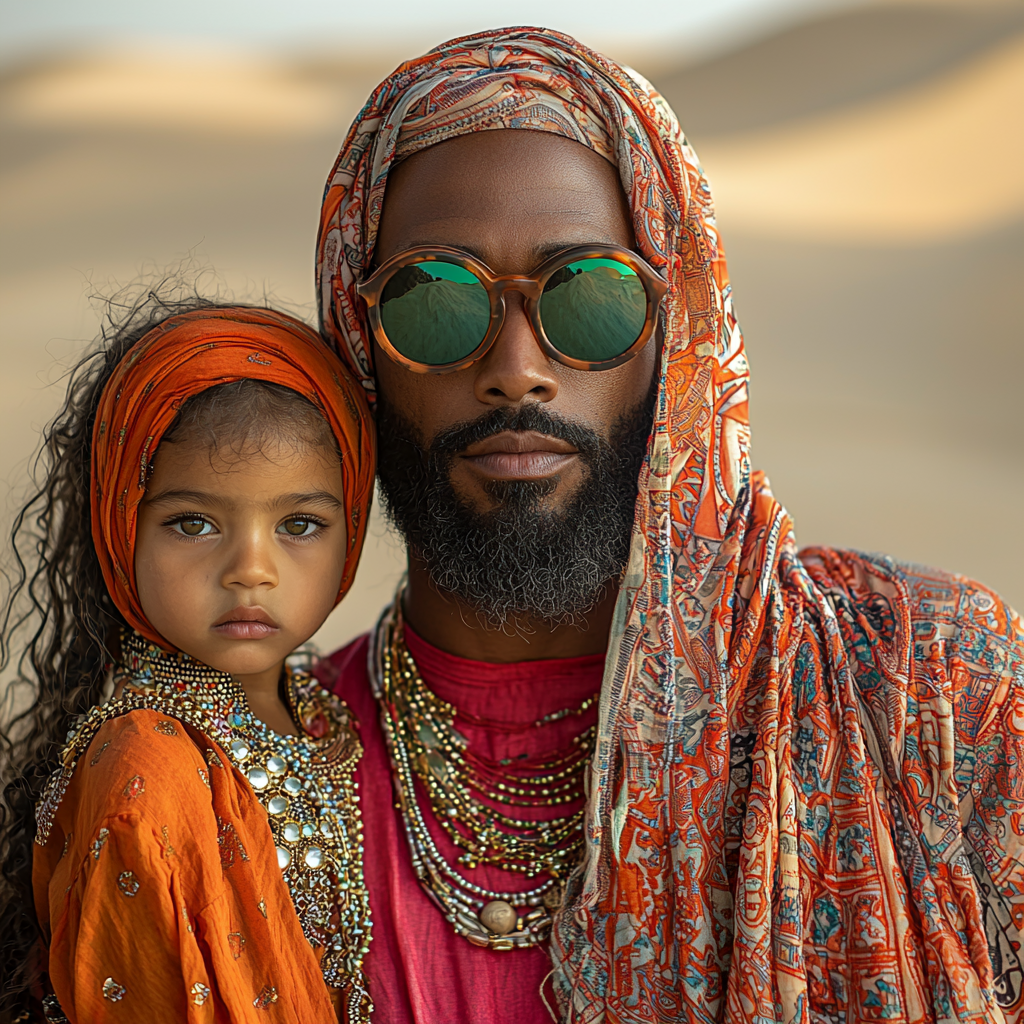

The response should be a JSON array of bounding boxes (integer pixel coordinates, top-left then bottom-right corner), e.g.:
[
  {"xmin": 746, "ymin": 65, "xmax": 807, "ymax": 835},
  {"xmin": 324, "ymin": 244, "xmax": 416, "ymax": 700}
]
[{"xmin": 356, "ymin": 244, "xmax": 668, "ymax": 373}]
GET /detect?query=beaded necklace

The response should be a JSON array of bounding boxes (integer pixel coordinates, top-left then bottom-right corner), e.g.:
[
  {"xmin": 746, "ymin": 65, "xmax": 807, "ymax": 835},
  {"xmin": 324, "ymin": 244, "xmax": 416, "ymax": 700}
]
[
  {"xmin": 371, "ymin": 601, "xmax": 595, "ymax": 950},
  {"xmin": 36, "ymin": 632, "xmax": 372, "ymax": 1022}
]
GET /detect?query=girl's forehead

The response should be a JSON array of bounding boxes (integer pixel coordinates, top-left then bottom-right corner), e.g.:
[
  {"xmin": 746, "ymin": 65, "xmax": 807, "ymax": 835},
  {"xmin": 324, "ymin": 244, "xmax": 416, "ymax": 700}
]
[
  {"xmin": 144, "ymin": 437, "xmax": 345, "ymax": 507},
  {"xmin": 162, "ymin": 378, "xmax": 339, "ymax": 458}
]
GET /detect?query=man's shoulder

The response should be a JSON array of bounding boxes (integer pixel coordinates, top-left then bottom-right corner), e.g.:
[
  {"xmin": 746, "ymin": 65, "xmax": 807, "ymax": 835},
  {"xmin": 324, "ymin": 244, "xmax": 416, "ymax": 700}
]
[
  {"xmin": 869, "ymin": 552, "xmax": 1020, "ymax": 657},
  {"xmin": 800, "ymin": 546, "xmax": 1021, "ymax": 641},
  {"xmin": 799, "ymin": 546, "xmax": 1024, "ymax": 702}
]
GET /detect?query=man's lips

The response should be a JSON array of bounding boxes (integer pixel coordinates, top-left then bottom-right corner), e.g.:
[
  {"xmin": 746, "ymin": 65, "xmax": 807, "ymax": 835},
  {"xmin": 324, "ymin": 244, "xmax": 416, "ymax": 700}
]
[
  {"xmin": 459, "ymin": 430, "xmax": 578, "ymax": 480},
  {"xmin": 212, "ymin": 606, "xmax": 279, "ymax": 640}
]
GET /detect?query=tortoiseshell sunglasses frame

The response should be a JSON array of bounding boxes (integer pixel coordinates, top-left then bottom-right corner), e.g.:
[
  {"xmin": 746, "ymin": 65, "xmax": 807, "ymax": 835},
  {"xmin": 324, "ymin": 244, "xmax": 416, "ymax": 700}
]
[{"xmin": 355, "ymin": 243, "xmax": 669, "ymax": 374}]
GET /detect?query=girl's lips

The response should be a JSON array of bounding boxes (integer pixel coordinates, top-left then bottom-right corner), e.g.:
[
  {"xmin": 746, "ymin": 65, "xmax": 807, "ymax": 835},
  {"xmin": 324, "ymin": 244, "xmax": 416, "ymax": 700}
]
[
  {"xmin": 212, "ymin": 607, "xmax": 279, "ymax": 640},
  {"xmin": 212, "ymin": 620, "xmax": 279, "ymax": 640}
]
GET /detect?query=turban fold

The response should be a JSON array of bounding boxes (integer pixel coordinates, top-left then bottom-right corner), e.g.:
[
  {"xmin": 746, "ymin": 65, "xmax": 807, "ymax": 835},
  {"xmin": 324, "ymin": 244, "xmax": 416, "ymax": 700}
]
[
  {"xmin": 91, "ymin": 306, "xmax": 375, "ymax": 648},
  {"xmin": 316, "ymin": 28, "xmax": 1024, "ymax": 1024}
]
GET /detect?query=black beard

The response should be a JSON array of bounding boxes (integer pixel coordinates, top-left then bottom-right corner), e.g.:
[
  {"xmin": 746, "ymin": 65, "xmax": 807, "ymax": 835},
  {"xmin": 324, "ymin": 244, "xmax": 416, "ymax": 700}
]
[{"xmin": 374, "ymin": 395, "xmax": 653, "ymax": 629}]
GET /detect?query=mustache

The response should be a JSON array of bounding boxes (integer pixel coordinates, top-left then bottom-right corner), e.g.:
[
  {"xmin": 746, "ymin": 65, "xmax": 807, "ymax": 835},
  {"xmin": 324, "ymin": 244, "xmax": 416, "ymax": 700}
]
[{"xmin": 427, "ymin": 404, "xmax": 603, "ymax": 462}]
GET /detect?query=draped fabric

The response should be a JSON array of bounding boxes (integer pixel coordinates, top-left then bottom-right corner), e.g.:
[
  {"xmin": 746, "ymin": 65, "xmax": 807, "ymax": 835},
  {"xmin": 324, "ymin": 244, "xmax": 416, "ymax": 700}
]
[
  {"xmin": 315, "ymin": 28, "xmax": 1024, "ymax": 1023},
  {"xmin": 91, "ymin": 307, "xmax": 375, "ymax": 648}
]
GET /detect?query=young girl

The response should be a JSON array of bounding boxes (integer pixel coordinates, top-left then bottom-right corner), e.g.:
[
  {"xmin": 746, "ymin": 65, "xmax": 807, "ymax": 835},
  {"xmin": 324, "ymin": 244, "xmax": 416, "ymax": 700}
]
[{"xmin": 0, "ymin": 299, "xmax": 376, "ymax": 1022}]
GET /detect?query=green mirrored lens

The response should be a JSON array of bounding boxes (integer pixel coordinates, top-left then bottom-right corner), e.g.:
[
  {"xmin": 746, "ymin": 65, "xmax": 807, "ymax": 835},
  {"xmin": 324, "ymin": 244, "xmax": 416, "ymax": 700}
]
[
  {"xmin": 379, "ymin": 260, "xmax": 490, "ymax": 365},
  {"xmin": 539, "ymin": 258, "xmax": 646, "ymax": 362}
]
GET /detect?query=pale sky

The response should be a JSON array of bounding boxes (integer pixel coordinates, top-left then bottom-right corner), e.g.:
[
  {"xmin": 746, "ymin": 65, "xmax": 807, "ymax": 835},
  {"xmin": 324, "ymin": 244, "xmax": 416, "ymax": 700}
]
[{"xmin": 1, "ymin": 0, "xmax": 855, "ymax": 60}]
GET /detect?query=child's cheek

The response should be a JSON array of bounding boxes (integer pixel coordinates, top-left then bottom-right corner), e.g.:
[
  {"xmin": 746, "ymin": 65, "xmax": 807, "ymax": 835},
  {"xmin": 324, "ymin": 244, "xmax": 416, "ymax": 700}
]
[
  {"xmin": 134, "ymin": 525, "xmax": 211, "ymax": 642},
  {"xmin": 280, "ymin": 543, "xmax": 346, "ymax": 633}
]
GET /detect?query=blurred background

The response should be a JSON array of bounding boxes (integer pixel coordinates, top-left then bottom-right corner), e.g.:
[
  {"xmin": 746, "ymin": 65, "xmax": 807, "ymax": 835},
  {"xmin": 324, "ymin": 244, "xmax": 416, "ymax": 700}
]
[{"xmin": 1, "ymin": 0, "xmax": 1022, "ymax": 657}]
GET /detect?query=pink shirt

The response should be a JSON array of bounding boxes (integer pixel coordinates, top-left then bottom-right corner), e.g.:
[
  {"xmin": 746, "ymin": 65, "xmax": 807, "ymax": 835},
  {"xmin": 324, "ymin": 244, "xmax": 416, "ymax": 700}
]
[{"xmin": 316, "ymin": 627, "xmax": 603, "ymax": 1024}]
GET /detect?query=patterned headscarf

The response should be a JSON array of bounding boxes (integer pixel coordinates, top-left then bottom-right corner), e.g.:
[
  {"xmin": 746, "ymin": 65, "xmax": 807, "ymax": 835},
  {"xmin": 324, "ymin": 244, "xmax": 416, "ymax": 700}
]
[
  {"xmin": 92, "ymin": 307, "xmax": 375, "ymax": 649},
  {"xmin": 317, "ymin": 28, "xmax": 1024, "ymax": 1024}
]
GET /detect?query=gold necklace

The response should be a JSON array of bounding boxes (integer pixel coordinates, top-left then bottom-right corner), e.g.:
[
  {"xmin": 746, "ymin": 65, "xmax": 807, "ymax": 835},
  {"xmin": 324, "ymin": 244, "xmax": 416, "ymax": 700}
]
[
  {"xmin": 37, "ymin": 632, "xmax": 373, "ymax": 1022},
  {"xmin": 371, "ymin": 601, "xmax": 593, "ymax": 950}
]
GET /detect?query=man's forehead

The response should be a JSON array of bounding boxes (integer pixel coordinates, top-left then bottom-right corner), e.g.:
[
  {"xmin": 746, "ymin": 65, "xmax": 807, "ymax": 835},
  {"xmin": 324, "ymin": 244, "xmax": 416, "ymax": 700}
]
[
  {"xmin": 388, "ymin": 129, "xmax": 615, "ymax": 188},
  {"xmin": 376, "ymin": 130, "xmax": 634, "ymax": 263}
]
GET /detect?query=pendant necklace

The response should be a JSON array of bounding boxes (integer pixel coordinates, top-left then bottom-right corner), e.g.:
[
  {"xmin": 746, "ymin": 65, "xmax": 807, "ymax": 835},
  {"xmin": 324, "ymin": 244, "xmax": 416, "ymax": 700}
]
[{"xmin": 371, "ymin": 600, "xmax": 595, "ymax": 950}]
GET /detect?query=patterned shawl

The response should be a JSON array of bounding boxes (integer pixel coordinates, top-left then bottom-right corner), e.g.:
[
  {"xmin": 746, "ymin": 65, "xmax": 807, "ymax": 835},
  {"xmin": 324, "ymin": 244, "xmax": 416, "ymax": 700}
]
[{"xmin": 316, "ymin": 27, "xmax": 1024, "ymax": 1024}]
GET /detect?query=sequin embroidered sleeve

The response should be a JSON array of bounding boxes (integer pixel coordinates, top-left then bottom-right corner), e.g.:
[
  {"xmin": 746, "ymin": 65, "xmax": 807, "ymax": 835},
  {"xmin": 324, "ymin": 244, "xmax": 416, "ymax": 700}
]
[{"xmin": 33, "ymin": 708, "xmax": 337, "ymax": 1023}]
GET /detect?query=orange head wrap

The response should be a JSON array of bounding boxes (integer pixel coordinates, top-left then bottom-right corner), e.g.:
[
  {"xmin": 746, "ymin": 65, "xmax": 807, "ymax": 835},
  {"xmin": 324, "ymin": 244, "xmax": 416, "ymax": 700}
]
[{"xmin": 91, "ymin": 306, "xmax": 375, "ymax": 648}]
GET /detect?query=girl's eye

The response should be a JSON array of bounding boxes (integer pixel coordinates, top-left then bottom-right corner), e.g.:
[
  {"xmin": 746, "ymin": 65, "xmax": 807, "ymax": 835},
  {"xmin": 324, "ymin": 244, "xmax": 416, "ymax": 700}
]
[
  {"xmin": 279, "ymin": 518, "xmax": 320, "ymax": 537},
  {"xmin": 174, "ymin": 517, "xmax": 213, "ymax": 537}
]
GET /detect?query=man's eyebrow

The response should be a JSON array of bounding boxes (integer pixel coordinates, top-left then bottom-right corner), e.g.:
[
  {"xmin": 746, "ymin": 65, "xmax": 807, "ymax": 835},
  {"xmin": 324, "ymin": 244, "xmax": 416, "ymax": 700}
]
[
  {"xmin": 398, "ymin": 240, "xmax": 616, "ymax": 267},
  {"xmin": 144, "ymin": 489, "xmax": 344, "ymax": 511},
  {"xmin": 534, "ymin": 241, "xmax": 598, "ymax": 261},
  {"xmin": 397, "ymin": 240, "xmax": 491, "ymax": 260}
]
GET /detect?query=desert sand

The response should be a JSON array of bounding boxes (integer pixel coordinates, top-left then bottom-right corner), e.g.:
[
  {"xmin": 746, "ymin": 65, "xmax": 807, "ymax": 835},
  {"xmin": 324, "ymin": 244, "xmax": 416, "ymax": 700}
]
[{"xmin": 0, "ymin": 0, "xmax": 1021, "ymax": 659}]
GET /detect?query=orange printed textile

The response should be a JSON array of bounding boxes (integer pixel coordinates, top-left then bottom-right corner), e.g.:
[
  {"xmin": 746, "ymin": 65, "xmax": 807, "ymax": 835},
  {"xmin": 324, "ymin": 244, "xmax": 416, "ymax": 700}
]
[
  {"xmin": 315, "ymin": 27, "xmax": 1024, "ymax": 1024},
  {"xmin": 32, "ymin": 710, "xmax": 337, "ymax": 1022},
  {"xmin": 91, "ymin": 306, "xmax": 375, "ymax": 648}
]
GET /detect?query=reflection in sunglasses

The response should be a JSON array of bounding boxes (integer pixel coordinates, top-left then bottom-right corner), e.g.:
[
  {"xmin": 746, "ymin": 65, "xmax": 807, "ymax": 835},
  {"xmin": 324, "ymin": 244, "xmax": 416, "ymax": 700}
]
[
  {"xmin": 381, "ymin": 268, "xmax": 490, "ymax": 365},
  {"xmin": 539, "ymin": 264, "xmax": 646, "ymax": 361}
]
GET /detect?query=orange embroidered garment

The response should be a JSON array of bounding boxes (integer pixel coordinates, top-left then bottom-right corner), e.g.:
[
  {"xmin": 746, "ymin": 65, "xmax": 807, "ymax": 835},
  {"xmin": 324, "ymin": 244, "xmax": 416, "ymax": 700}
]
[{"xmin": 33, "ymin": 708, "xmax": 336, "ymax": 1023}]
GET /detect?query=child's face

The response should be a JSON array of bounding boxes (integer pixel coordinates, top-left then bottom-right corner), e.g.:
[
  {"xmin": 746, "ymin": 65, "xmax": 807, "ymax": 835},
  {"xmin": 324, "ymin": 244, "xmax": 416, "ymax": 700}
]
[{"xmin": 134, "ymin": 434, "xmax": 348, "ymax": 680}]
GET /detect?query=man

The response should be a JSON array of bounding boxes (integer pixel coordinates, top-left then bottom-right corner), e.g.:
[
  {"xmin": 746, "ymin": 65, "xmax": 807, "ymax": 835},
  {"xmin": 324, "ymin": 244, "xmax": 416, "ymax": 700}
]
[{"xmin": 314, "ymin": 28, "xmax": 1024, "ymax": 1024}]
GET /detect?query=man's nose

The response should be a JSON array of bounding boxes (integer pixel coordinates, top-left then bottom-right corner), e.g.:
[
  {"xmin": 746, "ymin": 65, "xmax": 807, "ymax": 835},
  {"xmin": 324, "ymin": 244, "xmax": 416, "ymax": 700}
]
[
  {"xmin": 221, "ymin": 528, "xmax": 279, "ymax": 592},
  {"xmin": 472, "ymin": 293, "xmax": 559, "ymax": 405}
]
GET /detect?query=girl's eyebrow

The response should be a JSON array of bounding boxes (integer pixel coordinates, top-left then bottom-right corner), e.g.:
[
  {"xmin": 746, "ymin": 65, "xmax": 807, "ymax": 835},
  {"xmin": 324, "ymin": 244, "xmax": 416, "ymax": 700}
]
[
  {"xmin": 145, "ymin": 488, "xmax": 343, "ymax": 511},
  {"xmin": 275, "ymin": 491, "xmax": 344, "ymax": 511},
  {"xmin": 144, "ymin": 488, "xmax": 215, "ymax": 507}
]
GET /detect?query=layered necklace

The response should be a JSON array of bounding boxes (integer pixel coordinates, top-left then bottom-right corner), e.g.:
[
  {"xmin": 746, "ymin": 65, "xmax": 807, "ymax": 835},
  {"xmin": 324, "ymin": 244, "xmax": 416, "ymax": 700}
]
[
  {"xmin": 371, "ymin": 601, "xmax": 596, "ymax": 950},
  {"xmin": 36, "ymin": 632, "xmax": 373, "ymax": 1022}
]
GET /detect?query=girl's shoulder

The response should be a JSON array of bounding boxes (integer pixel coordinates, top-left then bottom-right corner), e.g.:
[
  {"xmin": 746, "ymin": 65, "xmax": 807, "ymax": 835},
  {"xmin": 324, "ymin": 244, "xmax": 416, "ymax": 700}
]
[
  {"xmin": 37, "ymin": 706, "xmax": 223, "ymax": 849},
  {"xmin": 78, "ymin": 706, "xmax": 215, "ymax": 797}
]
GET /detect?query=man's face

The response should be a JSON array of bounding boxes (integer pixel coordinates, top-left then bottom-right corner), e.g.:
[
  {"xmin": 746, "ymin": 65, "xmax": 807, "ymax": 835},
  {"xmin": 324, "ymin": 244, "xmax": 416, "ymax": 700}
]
[
  {"xmin": 373, "ymin": 129, "xmax": 657, "ymax": 625},
  {"xmin": 374, "ymin": 129, "xmax": 657, "ymax": 514}
]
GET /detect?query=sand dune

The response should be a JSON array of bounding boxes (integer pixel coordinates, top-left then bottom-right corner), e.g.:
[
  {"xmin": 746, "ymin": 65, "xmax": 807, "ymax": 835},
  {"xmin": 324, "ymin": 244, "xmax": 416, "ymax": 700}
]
[
  {"xmin": 0, "ymin": 0, "xmax": 1020, "ymax": 659},
  {"xmin": 653, "ymin": 0, "xmax": 1024, "ymax": 136},
  {"xmin": 3, "ymin": 50, "xmax": 353, "ymax": 135},
  {"xmin": 698, "ymin": 32, "xmax": 1024, "ymax": 242}
]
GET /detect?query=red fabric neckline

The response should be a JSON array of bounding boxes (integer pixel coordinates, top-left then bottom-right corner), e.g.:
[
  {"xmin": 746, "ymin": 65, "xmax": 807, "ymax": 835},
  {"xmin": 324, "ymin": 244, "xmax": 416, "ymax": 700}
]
[
  {"xmin": 403, "ymin": 623, "xmax": 604, "ymax": 730},
  {"xmin": 402, "ymin": 622, "xmax": 604, "ymax": 807}
]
